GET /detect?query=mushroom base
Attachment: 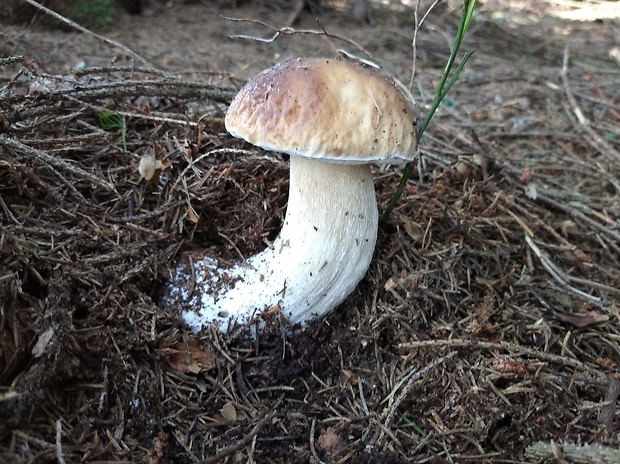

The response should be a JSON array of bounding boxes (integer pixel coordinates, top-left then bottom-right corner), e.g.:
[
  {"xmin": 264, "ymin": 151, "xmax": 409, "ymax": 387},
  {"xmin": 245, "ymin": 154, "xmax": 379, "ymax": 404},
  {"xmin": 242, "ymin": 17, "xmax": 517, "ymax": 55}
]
[{"xmin": 164, "ymin": 157, "xmax": 378, "ymax": 332}]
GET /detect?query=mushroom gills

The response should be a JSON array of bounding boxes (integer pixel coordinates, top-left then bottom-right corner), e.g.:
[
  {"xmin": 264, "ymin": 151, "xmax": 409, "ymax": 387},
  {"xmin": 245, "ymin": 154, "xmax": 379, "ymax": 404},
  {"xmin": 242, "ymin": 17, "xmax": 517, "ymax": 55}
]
[{"xmin": 165, "ymin": 156, "xmax": 378, "ymax": 332}]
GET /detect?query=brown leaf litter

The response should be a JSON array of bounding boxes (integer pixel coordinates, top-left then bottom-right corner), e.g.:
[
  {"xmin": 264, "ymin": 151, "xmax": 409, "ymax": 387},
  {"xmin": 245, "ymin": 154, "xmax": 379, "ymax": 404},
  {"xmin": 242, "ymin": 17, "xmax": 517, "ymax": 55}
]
[{"xmin": 1, "ymin": 0, "xmax": 619, "ymax": 462}]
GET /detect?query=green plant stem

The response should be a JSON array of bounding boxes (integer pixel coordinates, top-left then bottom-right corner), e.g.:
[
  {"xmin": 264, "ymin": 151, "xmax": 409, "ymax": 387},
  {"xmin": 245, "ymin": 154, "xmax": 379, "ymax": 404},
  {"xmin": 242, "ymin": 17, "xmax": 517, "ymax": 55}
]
[
  {"xmin": 419, "ymin": 50, "xmax": 475, "ymax": 141},
  {"xmin": 382, "ymin": 0, "xmax": 477, "ymax": 221}
]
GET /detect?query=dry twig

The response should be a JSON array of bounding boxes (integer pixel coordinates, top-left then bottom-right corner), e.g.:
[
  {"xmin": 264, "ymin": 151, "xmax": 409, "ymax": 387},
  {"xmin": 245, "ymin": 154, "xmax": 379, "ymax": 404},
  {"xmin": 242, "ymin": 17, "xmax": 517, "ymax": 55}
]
[
  {"xmin": 409, "ymin": 0, "xmax": 443, "ymax": 88},
  {"xmin": 224, "ymin": 16, "xmax": 380, "ymax": 65},
  {"xmin": 524, "ymin": 235, "xmax": 603, "ymax": 303}
]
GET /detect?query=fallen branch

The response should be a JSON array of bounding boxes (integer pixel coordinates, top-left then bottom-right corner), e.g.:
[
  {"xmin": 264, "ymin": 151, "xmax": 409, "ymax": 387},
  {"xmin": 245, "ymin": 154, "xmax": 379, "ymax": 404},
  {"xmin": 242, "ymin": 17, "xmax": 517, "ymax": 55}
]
[
  {"xmin": 0, "ymin": 135, "xmax": 117, "ymax": 194},
  {"xmin": 526, "ymin": 441, "xmax": 620, "ymax": 464},
  {"xmin": 3, "ymin": 78, "xmax": 236, "ymax": 106}
]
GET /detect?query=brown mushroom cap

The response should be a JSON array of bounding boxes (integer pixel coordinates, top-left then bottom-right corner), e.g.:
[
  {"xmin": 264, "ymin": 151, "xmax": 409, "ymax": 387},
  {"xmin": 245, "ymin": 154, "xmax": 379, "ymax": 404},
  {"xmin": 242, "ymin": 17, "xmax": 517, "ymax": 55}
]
[{"xmin": 225, "ymin": 57, "xmax": 417, "ymax": 164}]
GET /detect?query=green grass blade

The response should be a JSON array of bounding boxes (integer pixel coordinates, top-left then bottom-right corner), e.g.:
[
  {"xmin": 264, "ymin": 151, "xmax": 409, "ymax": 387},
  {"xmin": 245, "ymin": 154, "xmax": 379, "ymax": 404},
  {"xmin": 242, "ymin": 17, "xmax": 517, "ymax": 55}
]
[
  {"xmin": 420, "ymin": 49, "xmax": 476, "ymax": 140},
  {"xmin": 382, "ymin": 0, "xmax": 477, "ymax": 220}
]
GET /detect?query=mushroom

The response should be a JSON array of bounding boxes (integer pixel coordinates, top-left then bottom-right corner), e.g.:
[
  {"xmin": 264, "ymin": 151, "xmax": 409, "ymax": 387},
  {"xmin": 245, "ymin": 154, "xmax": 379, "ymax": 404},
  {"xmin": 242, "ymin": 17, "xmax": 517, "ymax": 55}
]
[{"xmin": 166, "ymin": 57, "xmax": 417, "ymax": 331}]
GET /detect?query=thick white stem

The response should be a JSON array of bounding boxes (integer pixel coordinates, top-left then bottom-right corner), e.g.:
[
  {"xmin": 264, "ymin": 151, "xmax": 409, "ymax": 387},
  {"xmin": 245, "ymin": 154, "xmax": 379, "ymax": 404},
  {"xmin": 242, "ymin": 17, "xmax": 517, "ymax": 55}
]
[{"xmin": 167, "ymin": 156, "xmax": 378, "ymax": 331}]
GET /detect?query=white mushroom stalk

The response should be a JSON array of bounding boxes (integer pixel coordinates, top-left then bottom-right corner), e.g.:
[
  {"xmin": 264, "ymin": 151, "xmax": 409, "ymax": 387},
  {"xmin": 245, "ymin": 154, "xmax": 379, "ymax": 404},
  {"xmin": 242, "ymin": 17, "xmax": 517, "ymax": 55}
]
[
  {"xmin": 175, "ymin": 157, "xmax": 377, "ymax": 331},
  {"xmin": 165, "ymin": 57, "xmax": 417, "ymax": 332}
]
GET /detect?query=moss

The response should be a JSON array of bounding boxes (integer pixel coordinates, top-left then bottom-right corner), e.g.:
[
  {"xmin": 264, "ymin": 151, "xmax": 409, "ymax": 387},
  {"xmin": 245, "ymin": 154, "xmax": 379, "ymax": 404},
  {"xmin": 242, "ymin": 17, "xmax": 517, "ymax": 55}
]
[
  {"xmin": 0, "ymin": 0, "xmax": 122, "ymax": 29},
  {"xmin": 68, "ymin": 0, "xmax": 120, "ymax": 28}
]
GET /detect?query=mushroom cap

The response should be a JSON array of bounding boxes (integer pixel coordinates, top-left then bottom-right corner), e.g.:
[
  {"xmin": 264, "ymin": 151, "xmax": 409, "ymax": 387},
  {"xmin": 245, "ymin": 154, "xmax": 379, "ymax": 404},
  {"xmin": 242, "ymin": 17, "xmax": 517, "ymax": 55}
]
[{"xmin": 225, "ymin": 57, "xmax": 417, "ymax": 164}]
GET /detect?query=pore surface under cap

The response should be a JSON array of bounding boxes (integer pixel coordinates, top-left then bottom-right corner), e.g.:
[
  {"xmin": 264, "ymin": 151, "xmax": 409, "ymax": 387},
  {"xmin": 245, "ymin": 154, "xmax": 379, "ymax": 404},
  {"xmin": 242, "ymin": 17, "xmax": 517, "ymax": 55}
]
[{"xmin": 225, "ymin": 57, "xmax": 417, "ymax": 164}]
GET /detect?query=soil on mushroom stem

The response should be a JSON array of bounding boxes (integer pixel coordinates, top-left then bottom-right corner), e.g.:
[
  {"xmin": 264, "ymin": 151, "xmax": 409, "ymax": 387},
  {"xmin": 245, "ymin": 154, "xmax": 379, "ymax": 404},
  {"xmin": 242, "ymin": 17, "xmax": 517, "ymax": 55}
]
[{"xmin": 1, "ymin": 1, "xmax": 620, "ymax": 462}]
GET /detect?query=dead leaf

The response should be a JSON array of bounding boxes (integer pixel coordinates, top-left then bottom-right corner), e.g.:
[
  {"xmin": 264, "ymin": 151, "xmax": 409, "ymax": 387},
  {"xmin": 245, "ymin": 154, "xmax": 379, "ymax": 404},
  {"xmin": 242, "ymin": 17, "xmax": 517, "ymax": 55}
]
[
  {"xmin": 221, "ymin": 402, "xmax": 237, "ymax": 422},
  {"xmin": 317, "ymin": 427, "xmax": 346, "ymax": 457},
  {"xmin": 492, "ymin": 357, "xmax": 526, "ymax": 374},
  {"xmin": 157, "ymin": 339, "xmax": 216, "ymax": 374},
  {"xmin": 138, "ymin": 153, "xmax": 170, "ymax": 181},
  {"xmin": 428, "ymin": 183, "xmax": 446, "ymax": 197},
  {"xmin": 138, "ymin": 153, "xmax": 163, "ymax": 181},
  {"xmin": 519, "ymin": 167, "xmax": 533, "ymax": 184},
  {"xmin": 556, "ymin": 309, "xmax": 609, "ymax": 328},
  {"xmin": 401, "ymin": 218, "xmax": 423, "ymax": 242},
  {"xmin": 341, "ymin": 369, "xmax": 359, "ymax": 384},
  {"xmin": 32, "ymin": 326, "xmax": 56, "ymax": 358},
  {"xmin": 187, "ymin": 362, "xmax": 202, "ymax": 375},
  {"xmin": 187, "ymin": 204, "xmax": 199, "ymax": 223},
  {"xmin": 384, "ymin": 277, "xmax": 398, "ymax": 292}
]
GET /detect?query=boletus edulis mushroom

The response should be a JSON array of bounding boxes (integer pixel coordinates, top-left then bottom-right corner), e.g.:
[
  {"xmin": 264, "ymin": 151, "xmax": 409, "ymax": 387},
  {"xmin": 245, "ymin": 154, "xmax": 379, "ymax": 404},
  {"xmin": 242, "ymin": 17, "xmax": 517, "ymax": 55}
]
[{"xmin": 165, "ymin": 57, "xmax": 417, "ymax": 332}]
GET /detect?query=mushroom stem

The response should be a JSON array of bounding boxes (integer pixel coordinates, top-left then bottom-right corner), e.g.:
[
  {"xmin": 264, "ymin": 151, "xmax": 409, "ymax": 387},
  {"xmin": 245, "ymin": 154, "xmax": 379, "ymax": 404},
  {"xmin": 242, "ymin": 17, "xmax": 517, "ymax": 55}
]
[{"xmin": 173, "ymin": 156, "xmax": 378, "ymax": 331}]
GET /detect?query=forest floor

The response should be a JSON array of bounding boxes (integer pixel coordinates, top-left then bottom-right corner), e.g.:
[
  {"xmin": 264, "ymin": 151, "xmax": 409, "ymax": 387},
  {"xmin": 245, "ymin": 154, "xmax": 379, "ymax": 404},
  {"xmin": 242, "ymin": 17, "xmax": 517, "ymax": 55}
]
[{"xmin": 1, "ymin": 0, "xmax": 619, "ymax": 462}]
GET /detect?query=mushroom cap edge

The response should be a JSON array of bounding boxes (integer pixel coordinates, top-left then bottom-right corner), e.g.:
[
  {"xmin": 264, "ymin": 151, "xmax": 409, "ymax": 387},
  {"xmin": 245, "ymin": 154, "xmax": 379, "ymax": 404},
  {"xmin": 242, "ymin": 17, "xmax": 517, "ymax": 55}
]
[{"xmin": 225, "ymin": 57, "xmax": 418, "ymax": 165}]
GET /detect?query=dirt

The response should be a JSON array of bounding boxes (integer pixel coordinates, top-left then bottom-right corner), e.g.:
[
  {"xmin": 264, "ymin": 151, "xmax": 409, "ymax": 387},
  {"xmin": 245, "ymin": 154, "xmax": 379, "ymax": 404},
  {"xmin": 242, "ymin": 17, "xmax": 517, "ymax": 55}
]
[{"xmin": 1, "ymin": 0, "xmax": 620, "ymax": 463}]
